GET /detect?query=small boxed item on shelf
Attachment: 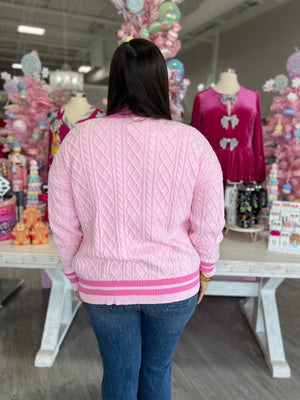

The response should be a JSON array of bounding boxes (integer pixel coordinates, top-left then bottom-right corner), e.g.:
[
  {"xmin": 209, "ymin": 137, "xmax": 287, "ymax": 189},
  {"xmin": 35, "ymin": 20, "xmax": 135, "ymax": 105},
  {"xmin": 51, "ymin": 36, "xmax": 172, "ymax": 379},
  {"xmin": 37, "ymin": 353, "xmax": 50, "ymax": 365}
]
[{"xmin": 268, "ymin": 201, "xmax": 300, "ymax": 254}]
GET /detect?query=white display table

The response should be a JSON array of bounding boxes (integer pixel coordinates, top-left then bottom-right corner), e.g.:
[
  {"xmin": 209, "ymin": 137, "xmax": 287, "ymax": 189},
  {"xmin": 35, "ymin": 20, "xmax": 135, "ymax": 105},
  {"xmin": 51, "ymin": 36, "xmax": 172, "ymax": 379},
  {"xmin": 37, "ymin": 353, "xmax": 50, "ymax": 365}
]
[
  {"xmin": 0, "ymin": 238, "xmax": 81, "ymax": 368},
  {"xmin": 208, "ymin": 230, "xmax": 300, "ymax": 378},
  {"xmin": 0, "ymin": 232, "xmax": 299, "ymax": 377}
]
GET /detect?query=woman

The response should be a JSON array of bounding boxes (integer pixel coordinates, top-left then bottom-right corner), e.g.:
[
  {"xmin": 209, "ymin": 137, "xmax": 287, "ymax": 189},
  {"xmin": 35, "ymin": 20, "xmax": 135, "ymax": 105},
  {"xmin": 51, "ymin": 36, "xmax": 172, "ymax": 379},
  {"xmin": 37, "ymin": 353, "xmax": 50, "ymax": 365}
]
[{"xmin": 48, "ymin": 39, "xmax": 224, "ymax": 400}]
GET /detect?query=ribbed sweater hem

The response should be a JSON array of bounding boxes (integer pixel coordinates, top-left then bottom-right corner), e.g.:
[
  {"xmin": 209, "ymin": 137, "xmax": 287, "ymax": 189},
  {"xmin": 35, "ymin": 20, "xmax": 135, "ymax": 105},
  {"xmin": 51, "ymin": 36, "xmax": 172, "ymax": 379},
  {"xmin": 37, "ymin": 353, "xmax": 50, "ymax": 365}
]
[
  {"xmin": 79, "ymin": 285, "xmax": 200, "ymax": 305},
  {"xmin": 70, "ymin": 269, "xmax": 200, "ymax": 305}
]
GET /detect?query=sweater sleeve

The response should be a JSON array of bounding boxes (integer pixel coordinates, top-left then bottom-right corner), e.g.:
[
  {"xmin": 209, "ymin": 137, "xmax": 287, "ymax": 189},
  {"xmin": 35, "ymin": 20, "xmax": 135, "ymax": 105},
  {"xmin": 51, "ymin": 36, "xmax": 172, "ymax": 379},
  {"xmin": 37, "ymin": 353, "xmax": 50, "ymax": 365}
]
[
  {"xmin": 48, "ymin": 132, "xmax": 83, "ymax": 291},
  {"xmin": 189, "ymin": 139, "xmax": 225, "ymax": 277}
]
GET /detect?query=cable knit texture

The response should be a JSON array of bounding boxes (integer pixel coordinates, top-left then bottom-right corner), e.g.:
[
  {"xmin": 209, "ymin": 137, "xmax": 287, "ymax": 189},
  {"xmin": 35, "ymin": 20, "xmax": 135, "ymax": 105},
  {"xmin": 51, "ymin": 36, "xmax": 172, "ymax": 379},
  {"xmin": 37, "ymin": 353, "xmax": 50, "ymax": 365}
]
[{"xmin": 48, "ymin": 114, "xmax": 225, "ymax": 305}]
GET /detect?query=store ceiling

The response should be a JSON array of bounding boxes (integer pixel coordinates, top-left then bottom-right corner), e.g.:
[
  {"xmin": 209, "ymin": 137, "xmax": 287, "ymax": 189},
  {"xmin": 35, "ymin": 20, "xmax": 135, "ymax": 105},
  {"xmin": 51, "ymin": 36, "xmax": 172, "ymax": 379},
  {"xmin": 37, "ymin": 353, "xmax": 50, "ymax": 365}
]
[{"xmin": 0, "ymin": 0, "xmax": 293, "ymax": 85}]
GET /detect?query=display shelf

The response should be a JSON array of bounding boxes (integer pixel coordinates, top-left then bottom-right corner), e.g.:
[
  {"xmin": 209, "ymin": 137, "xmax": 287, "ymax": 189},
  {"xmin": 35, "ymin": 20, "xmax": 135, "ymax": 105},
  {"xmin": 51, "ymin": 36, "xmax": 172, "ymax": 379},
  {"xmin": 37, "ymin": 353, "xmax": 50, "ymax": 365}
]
[{"xmin": 225, "ymin": 223, "xmax": 265, "ymax": 242}]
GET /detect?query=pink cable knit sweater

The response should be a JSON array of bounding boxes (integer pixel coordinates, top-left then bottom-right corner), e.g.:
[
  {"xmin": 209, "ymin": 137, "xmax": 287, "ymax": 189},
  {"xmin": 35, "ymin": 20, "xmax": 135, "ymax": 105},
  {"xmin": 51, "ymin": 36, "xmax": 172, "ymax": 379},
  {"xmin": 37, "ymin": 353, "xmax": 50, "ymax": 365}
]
[{"xmin": 48, "ymin": 113, "xmax": 225, "ymax": 305}]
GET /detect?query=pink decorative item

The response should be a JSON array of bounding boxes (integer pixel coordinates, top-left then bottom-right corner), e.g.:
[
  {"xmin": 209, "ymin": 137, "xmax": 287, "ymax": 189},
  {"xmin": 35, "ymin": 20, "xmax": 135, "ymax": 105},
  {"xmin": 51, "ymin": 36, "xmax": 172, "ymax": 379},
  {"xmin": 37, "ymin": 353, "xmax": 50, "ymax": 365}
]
[
  {"xmin": 0, "ymin": 204, "xmax": 16, "ymax": 216},
  {"xmin": 292, "ymin": 169, "xmax": 300, "ymax": 177},
  {"xmin": 263, "ymin": 64, "xmax": 300, "ymax": 200},
  {"xmin": 291, "ymin": 140, "xmax": 300, "ymax": 156},
  {"xmin": 0, "ymin": 195, "xmax": 17, "ymax": 241},
  {"xmin": 0, "ymin": 212, "xmax": 16, "ymax": 223},
  {"xmin": 27, "ymin": 147, "xmax": 40, "ymax": 156},
  {"xmin": 36, "ymin": 97, "xmax": 52, "ymax": 109},
  {"xmin": 154, "ymin": 36, "xmax": 165, "ymax": 48},
  {"xmin": 27, "ymin": 159, "xmax": 42, "ymax": 205},
  {"xmin": 1, "ymin": 53, "xmax": 54, "ymax": 184},
  {"xmin": 0, "ymin": 234, "xmax": 13, "ymax": 241}
]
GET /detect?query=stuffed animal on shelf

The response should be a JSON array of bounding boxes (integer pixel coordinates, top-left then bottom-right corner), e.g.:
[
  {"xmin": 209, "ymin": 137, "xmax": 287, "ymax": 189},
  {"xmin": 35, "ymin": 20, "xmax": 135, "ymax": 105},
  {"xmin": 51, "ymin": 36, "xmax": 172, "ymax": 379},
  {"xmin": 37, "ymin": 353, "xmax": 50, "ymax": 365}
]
[
  {"xmin": 11, "ymin": 222, "xmax": 30, "ymax": 245},
  {"xmin": 30, "ymin": 221, "xmax": 49, "ymax": 245}
]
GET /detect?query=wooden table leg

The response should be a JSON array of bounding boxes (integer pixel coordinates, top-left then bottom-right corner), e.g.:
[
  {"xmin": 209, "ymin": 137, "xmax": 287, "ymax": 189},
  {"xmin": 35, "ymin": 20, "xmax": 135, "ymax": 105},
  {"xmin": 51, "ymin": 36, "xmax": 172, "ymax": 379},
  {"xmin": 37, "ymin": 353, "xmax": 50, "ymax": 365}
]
[
  {"xmin": 241, "ymin": 278, "xmax": 291, "ymax": 378},
  {"xmin": 34, "ymin": 269, "xmax": 81, "ymax": 367}
]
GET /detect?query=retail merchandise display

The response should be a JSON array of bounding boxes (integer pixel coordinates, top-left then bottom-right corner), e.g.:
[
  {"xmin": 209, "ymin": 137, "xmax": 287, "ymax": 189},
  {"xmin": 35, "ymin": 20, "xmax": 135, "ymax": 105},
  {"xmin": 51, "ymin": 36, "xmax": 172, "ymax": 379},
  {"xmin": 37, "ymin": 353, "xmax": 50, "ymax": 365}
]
[
  {"xmin": 236, "ymin": 182, "xmax": 267, "ymax": 228},
  {"xmin": 0, "ymin": 48, "xmax": 104, "ymax": 240},
  {"xmin": 225, "ymin": 180, "xmax": 267, "ymax": 229},
  {"xmin": 268, "ymin": 200, "xmax": 300, "ymax": 254},
  {"xmin": 27, "ymin": 160, "xmax": 42, "ymax": 205},
  {"xmin": 266, "ymin": 163, "xmax": 279, "ymax": 205},
  {"xmin": 110, "ymin": 0, "xmax": 190, "ymax": 121},
  {"xmin": 0, "ymin": 4, "xmax": 296, "ymax": 260},
  {"xmin": 224, "ymin": 181, "xmax": 239, "ymax": 226},
  {"xmin": 263, "ymin": 49, "xmax": 300, "ymax": 201},
  {"xmin": 11, "ymin": 205, "xmax": 49, "ymax": 246},
  {"xmin": 0, "ymin": 191, "xmax": 16, "ymax": 241},
  {"xmin": 191, "ymin": 70, "xmax": 266, "ymax": 183},
  {"xmin": 0, "ymin": 163, "xmax": 16, "ymax": 240},
  {"xmin": 1, "ymin": 51, "xmax": 54, "ymax": 184}
]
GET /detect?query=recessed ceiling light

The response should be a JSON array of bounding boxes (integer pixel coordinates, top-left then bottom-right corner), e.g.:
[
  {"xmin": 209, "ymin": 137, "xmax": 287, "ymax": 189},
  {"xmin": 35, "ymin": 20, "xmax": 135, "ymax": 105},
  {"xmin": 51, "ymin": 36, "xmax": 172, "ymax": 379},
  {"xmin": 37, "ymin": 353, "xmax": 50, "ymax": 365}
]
[
  {"xmin": 78, "ymin": 65, "xmax": 92, "ymax": 73},
  {"xmin": 18, "ymin": 25, "xmax": 45, "ymax": 35},
  {"xmin": 12, "ymin": 63, "xmax": 22, "ymax": 69}
]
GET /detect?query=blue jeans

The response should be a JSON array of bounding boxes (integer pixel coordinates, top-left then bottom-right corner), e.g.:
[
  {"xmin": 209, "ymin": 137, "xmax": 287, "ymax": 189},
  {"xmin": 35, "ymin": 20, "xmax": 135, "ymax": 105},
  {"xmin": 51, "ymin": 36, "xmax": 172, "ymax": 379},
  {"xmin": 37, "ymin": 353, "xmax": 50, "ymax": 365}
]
[{"xmin": 83, "ymin": 294, "xmax": 197, "ymax": 400}]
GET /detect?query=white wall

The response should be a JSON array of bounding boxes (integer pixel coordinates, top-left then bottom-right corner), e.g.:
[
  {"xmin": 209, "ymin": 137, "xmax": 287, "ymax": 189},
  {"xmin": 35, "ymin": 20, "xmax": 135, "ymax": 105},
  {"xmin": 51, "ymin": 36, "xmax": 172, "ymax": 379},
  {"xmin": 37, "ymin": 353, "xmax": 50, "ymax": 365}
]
[{"xmin": 180, "ymin": 0, "xmax": 300, "ymax": 123}]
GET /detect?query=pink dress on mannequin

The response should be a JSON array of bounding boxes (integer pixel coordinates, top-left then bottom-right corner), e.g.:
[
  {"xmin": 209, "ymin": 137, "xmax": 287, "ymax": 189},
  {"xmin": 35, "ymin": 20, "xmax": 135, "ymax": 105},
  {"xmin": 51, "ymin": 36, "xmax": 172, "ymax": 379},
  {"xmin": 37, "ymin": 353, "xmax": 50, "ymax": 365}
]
[{"xmin": 191, "ymin": 86, "xmax": 266, "ymax": 183}]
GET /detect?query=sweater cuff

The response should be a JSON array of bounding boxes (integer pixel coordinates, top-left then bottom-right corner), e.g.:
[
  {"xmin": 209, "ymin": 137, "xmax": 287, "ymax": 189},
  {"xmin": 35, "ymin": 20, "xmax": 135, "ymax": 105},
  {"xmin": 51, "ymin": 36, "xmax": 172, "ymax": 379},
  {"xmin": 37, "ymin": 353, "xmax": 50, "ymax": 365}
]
[
  {"xmin": 200, "ymin": 262, "xmax": 216, "ymax": 278},
  {"xmin": 71, "ymin": 282, "xmax": 80, "ymax": 291},
  {"xmin": 65, "ymin": 272, "xmax": 79, "ymax": 291}
]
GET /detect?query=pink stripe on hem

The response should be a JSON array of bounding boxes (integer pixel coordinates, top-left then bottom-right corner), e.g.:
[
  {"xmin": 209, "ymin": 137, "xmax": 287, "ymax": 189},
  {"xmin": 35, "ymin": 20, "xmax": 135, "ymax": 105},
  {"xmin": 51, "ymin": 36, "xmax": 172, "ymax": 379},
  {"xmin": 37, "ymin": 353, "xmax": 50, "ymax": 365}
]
[
  {"xmin": 69, "ymin": 277, "xmax": 79, "ymax": 284},
  {"xmin": 79, "ymin": 270, "xmax": 199, "ymax": 288},
  {"xmin": 65, "ymin": 272, "xmax": 77, "ymax": 277},
  {"xmin": 79, "ymin": 278, "xmax": 198, "ymax": 296}
]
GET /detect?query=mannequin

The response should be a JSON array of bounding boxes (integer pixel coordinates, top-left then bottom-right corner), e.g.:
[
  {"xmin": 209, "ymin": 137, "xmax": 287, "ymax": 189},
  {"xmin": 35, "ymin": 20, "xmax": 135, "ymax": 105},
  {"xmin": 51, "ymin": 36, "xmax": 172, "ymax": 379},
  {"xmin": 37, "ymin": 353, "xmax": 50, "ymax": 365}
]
[
  {"xmin": 63, "ymin": 93, "xmax": 92, "ymax": 125},
  {"xmin": 213, "ymin": 69, "xmax": 240, "ymax": 95},
  {"xmin": 191, "ymin": 69, "xmax": 266, "ymax": 183},
  {"xmin": 48, "ymin": 93, "xmax": 104, "ymax": 167}
]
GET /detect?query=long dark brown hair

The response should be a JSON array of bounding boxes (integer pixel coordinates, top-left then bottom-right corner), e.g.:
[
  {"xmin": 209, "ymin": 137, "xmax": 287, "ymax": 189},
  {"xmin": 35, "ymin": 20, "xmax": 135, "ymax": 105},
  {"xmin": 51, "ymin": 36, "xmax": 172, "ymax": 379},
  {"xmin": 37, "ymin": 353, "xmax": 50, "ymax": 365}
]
[{"xmin": 106, "ymin": 38, "xmax": 171, "ymax": 120}]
